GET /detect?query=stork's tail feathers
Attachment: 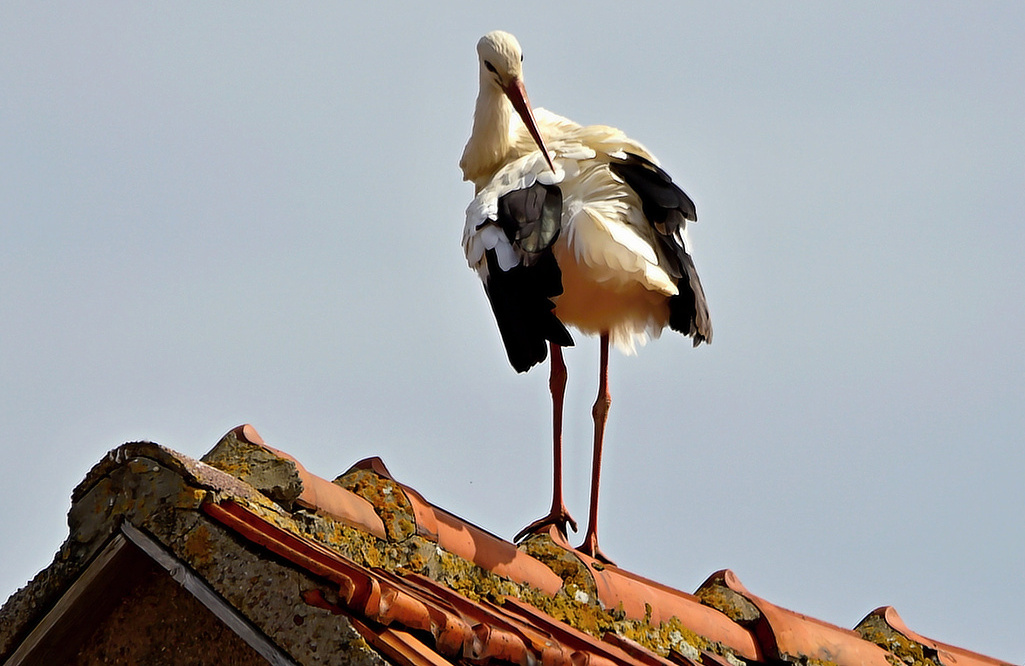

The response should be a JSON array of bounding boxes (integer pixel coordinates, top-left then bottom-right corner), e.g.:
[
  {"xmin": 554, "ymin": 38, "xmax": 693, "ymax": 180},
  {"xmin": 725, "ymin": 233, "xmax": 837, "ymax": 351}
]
[{"xmin": 668, "ymin": 251, "xmax": 712, "ymax": 346}]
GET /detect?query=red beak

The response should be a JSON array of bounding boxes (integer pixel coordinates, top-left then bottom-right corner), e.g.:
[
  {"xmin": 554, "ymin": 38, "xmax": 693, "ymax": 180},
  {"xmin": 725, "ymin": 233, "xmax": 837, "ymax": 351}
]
[{"xmin": 504, "ymin": 78, "xmax": 556, "ymax": 174}]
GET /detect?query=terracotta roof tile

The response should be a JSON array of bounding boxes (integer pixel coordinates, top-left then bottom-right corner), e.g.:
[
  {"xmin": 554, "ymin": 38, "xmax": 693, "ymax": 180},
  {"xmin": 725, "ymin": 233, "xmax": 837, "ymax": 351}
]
[
  {"xmin": 703, "ymin": 569, "xmax": 894, "ymax": 666},
  {"xmin": 602, "ymin": 633, "xmax": 690, "ymax": 666},
  {"xmin": 203, "ymin": 425, "xmax": 1015, "ymax": 666},
  {"xmin": 346, "ymin": 457, "xmax": 442, "ymax": 542},
  {"xmin": 2, "ymin": 423, "xmax": 1013, "ymax": 666},
  {"xmin": 348, "ymin": 615, "xmax": 454, "ymax": 666},
  {"xmin": 574, "ymin": 545, "xmax": 762, "ymax": 660},
  {"xmin": 341, "ymin": 455, "xmax": 565, "ymax": 595},
  {"xmin": 858, "ymin": 606, "xmax": 1013, "ymax": 666},
  {"xmin": 219, "ymin": 424, "xmax": 389, "ymax": 540}
]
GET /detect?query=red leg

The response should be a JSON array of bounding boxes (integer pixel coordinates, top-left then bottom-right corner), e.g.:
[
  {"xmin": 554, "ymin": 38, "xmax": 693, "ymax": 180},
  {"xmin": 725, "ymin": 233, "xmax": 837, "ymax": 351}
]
[
  {"xmin": 577, "ymin": 332, "xmax": 614, "ymax": 564},
  {"xmin": 515, "ymin": 343, "xmax": 578, "ymax": 542}
]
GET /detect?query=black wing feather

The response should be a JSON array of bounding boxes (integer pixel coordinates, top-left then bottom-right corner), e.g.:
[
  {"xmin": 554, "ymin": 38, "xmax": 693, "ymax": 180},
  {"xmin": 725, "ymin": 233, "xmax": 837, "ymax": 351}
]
[
  {"xmin": 497, "ymin": 180, "xmax": 563, "ymax": 261},
  {"xmin": 609, "ymin": 154, "xmax": 712, "ymax": 346},
  {"xmin": 483, "ymin": 181, "xmax": 573, "ymax": 373}
]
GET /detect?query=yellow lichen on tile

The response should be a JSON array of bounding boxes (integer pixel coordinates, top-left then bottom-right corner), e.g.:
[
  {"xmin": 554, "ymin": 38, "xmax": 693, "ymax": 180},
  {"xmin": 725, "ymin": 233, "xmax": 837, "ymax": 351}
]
[
  {"xmin": 335, "ymin": 469, "xmax": 417, "ymax": 542},
  {"xmin": 695, "ymin": 580, "xmax": 761, "ymax": 625}
]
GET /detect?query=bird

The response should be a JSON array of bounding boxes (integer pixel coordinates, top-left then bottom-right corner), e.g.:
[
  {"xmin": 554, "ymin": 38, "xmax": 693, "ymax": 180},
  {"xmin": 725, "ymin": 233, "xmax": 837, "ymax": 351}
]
[{"xmin": 460, "ymin": 31, "xmax": 711, "ymax": 563}]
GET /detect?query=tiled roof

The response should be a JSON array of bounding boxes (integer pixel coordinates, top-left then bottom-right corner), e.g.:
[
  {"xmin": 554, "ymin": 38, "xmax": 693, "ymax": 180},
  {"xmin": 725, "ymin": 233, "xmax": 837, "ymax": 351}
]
[{"xmin": 0, "ymin": 424, "xmax": 1014, "ymax": 666}]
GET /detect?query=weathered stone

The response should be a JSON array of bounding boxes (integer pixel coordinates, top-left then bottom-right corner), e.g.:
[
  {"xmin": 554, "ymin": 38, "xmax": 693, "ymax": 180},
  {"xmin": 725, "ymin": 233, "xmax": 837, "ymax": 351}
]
[
  {"xmin": 202, "ymin": 429, "xmax": 304, "ymax": 508},
  {"xmin": 167, "ymin": 517, "xmax": 386, "ymax": 666}
]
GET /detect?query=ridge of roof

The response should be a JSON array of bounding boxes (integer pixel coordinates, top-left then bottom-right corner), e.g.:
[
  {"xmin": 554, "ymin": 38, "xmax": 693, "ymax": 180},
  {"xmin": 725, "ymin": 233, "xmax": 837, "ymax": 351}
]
[{"xmin": 1, "ymin": 424, "xmax": 1014, "ymax": 666}]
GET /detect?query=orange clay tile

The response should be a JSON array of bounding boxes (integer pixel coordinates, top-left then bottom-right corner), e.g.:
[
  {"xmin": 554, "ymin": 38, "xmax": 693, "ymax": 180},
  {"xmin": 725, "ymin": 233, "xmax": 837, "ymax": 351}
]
[
  {"xmin": 347, "ymin": 615, "xmax": 454, "ymax": 666},
  {"xmin": 203, "ymin": 500, "xmax": 373, "ymax": 602},
  {"xmin": 397, "ymin": 571, "xmax": 577, "ymax": 666},
  {"xmin": 206, "ymin": 428, "xmax": 1010, "ymax": 666},
  {"xmin": 229, "ymin": 425, "xmax": 388, "ymax": 540},
  {"xmin": 349, "ymin": 457, "xmax": 441, "ymax": 541},
  {"xmin": 602, "ymin": 633, "xmax": 689, "ymax": 666},
  {"xmin": 500, "ymin": 596, "xmax": 668, "ymax": 666},
  {"xmin": 435, "ymin": 506, "xmax": 564, "ymax": 595},
  {"xmin": 715, "ymin": 568, "xmax": 893, "ymax": 666},
  {"xmin": 862, "ymin": 606, "xmax": 1014, "ymax": 666},
  {"xmin": 347, "ymin": 456, "xmax": 565, "ymax": 596},
  {"xmin": 539, "ymin": 526, "xmax": 762, "ymax": 661},
  {"xmin": 205, "ymin": 499, "xmax": 587, "ymax": 666}
]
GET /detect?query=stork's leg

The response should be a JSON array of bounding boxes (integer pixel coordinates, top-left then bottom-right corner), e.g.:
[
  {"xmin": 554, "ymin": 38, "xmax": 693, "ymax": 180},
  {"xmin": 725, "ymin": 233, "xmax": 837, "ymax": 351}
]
[
  {"xmin": 515, "ymin": 343, "xmax": 578, "ymax": 543},
  {"xmin": 577, "ymin": 332, "xmax": 614, "ymax": 564}
]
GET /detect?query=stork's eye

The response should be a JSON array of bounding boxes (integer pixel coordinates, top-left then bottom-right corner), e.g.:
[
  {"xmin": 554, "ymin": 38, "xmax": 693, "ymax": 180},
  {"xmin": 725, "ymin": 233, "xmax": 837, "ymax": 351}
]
[
  {"xmin": 520, "ymin": 53, "xmax": 524, "ymax": 62},
  {"xmin": 484, "ymin": 60, "xmax": 497, "ymax": 74}
]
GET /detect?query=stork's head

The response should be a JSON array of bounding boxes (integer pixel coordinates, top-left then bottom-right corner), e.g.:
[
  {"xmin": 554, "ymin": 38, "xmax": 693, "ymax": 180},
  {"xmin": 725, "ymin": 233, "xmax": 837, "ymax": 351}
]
[
  {"xmin": 476, "ymin": 31, "xmax": 524, "ymax": 91},
  {"xmin": 476, "ymin": 31, "xmax": 554, "ymax": 173}
]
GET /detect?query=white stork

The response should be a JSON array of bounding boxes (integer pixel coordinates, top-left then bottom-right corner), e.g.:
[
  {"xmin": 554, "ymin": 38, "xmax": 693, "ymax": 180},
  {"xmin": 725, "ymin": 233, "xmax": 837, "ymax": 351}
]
[{"xmin": 461, "ymin": 31, "xmax": 711, "ymax": 563}]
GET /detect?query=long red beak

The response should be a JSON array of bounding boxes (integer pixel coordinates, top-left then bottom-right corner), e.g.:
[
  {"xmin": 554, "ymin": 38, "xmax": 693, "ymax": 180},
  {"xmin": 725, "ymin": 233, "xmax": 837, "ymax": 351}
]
[{"xmin": 504, "ymin": 78, "xmax": 556, "ymax": 174}]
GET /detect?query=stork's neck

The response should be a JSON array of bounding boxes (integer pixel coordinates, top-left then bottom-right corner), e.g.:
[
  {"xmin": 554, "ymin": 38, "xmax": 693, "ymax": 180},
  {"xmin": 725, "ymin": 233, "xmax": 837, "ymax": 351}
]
[{"xmin": 460, "ymin": 81, "xmax": 514, "ymax": 192}]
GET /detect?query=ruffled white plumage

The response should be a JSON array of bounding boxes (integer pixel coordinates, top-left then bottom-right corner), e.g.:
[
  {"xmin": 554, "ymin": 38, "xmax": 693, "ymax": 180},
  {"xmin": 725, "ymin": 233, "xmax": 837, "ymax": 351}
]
[{"xmin": 463, "ymin": 108, "xmax": 690, "ymax": 354}]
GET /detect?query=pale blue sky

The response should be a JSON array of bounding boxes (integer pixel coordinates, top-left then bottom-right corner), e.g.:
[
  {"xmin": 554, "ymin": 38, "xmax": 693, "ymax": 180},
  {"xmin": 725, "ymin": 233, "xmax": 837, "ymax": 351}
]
[{"xmin": 2, "ymin": 3, "xmax": 1023, "ymax": 660}]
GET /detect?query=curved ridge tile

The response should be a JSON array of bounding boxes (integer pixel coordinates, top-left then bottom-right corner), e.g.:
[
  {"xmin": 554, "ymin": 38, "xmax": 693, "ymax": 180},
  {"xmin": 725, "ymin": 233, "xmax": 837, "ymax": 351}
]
[
  {"xmin": 719, "ymin": 569, "xmax": 892, "ymax": 666},
  {"xmin": 341, "ymin": 458, "xmax": 564, "ymax": 596},
  {"xmin": 524, "ymin": 530, "xmax": 761, "ymax": 661},
  {"xmin": 858, "ymin": 607, "xmax": 1015, "ymax": 666},
  {"xmin": 216, "ymin": 424, "xmax": 388, "ymax": 539}
]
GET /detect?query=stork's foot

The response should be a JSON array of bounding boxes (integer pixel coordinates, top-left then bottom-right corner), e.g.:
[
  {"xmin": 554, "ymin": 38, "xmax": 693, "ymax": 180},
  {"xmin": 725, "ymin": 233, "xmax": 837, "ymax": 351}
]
[
  {"xmin": 576, "ymin": 531, "xmax": 615, "ymax": 566},
  {"xmin": 514, "ymin": 506, "xmax": 578, "ymax": 543}
]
